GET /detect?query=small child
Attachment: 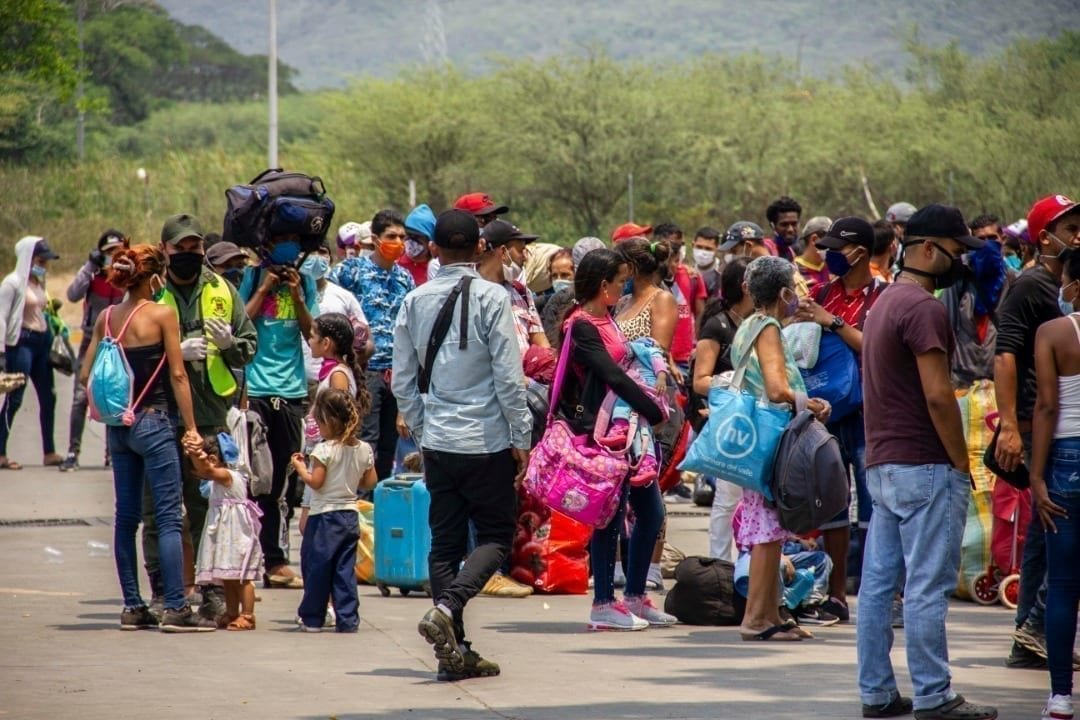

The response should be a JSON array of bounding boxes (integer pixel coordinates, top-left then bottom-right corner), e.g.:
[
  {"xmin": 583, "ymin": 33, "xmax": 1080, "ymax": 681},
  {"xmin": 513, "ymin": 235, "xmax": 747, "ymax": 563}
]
[
  {"xmin": 291, "ymin": 388, "xmax": 377, "ymax": 633},
  {"xmin": 191, "ymin": 433, "xmax": 263, "ymax": 631},
  {"xmin": 304, "ymin": 312, "xmax": 367, "ymax": 451},
  {"xmin": 597, "ymin": 336, "xmax": 669, "ymax": 485}
]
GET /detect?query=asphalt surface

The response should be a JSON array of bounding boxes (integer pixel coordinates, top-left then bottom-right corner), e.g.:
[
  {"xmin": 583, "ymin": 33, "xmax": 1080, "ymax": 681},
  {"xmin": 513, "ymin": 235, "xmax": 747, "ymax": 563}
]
[{"xmin": 0, "ymin": 377, "xmax": 1054, "ymax": 719}]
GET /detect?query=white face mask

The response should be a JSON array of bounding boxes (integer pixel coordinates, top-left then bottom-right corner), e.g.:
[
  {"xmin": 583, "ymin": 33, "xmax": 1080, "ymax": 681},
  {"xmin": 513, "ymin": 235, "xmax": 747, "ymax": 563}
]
[
  {"xmin": 693, "ymin": 249, "xmax": 716, "ymax": 268},
  {"xmin": 723, "ymin": 252, "xmax": 735, "ymax": 266},
  {"xmin": 551, "ymin": 278, "xmax": 573, "ymax": 294},
  {"xmin": 503, "ymin": 262, "xmax": 522, "ymax": 283}
]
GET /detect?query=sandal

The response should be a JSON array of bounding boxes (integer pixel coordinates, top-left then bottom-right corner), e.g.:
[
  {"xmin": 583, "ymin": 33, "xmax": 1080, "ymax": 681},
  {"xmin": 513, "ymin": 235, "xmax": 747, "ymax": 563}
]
[
  {"xmin": 227, "ymin": 613, "xmax": 255, "ymax": 631},
  {"xmin": 0, "ymin": 460, "xmax": 23, "ymax": 470},
  {"xmin": 780, "ymin": 617, "xmax": 815, "ymax": 639},
  {"xmin": 914, "ymin": 695, "xmax": 998, "ymax": 720},
  {"xmin": 263, "ymin": 572, "xmax": 304, "ymax": 589},
  {"xmin": 740, "ymin": 624, "xmax": 802, "ymax": 641}
]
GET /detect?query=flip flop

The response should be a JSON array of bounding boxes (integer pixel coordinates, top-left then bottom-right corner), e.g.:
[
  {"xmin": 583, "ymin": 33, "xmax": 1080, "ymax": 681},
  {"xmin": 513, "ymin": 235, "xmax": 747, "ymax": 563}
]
[
  {"xmin": 740, "ymin": 624, "xmax": 802, "ymax": 641},
  {"xmin": 0, "ymin": 460, "xmax": 23, "ymax": 470}
]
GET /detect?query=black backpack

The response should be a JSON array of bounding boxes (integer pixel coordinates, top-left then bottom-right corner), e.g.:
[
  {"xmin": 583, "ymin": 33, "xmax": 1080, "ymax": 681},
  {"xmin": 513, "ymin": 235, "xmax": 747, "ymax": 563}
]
[
  {"xmin": 222, "ymin": 168, "xmax": 335, "ymax": 252},
  {"xmin": 663, "ymin": 556, "xmax": 744, "ymax": 625},
  {"xmin": 768, "ymin": 393, "xmax": 848, "ymax": 534}
]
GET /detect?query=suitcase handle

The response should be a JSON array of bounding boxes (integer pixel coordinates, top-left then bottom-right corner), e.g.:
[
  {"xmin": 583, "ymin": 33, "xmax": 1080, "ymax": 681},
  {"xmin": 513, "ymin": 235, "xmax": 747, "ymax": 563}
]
[{"xmin": 380, "ymin": 475, "xmax": 425, "ymax": 489}]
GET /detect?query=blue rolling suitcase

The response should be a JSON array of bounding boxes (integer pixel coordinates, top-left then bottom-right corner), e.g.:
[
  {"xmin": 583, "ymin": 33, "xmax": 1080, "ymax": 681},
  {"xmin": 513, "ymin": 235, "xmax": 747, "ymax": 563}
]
[{"xmin": 373, "ymin": 473, "xmax": 432, "ymax": 597}]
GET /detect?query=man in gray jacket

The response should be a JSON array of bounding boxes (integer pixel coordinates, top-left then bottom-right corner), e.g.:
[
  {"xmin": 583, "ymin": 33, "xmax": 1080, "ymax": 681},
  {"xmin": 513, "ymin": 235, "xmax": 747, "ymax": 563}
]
[
  {"xmin": 393, "ymin": 209, "xmax": 531, "ymax": 682},
  {"xmin": 60, "ymin": 229, "xmax": 126, "ymax": 471}
]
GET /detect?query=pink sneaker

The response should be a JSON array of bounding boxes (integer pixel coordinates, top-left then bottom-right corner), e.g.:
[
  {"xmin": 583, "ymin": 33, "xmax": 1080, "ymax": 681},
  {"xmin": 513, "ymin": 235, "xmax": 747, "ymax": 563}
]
[
  {"xmin": 588, "ymin": 601, "xmax": 647, "ymax": 631},
  {"xmin": 625, "ymin": 595, "xmax": 677, "ymax": 626}
]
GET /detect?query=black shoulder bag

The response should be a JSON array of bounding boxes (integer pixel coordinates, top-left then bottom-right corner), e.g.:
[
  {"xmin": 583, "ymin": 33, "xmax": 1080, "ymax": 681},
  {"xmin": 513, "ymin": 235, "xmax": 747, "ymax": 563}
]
[{"xmin": 417, "ymin": 276, "xmax": 472, "ymax": 393}]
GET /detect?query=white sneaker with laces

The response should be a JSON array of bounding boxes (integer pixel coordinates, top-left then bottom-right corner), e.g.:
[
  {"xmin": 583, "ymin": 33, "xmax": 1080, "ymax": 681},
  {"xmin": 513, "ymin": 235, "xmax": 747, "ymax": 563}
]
[
  {"xmin": 625, "ymin": 595, "xmax": 677, "ymax": 626},
  {"xmin": 1044, "ymin": 694, "xmax": 1074, "ymax": 720},
  {"xmin": 588, "ymin": 601, "xmax": 648, "ymax": 631}
]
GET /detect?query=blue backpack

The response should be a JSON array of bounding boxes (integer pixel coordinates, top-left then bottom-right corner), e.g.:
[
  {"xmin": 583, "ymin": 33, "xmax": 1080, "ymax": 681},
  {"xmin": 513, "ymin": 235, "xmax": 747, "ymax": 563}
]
[
  {"xmin": 88, "ymin": 303, "xmax": 167, "ymax": 427},
  {"xmin": 799, "ymin": 331, "xmax": 862, "ymax": 422}
]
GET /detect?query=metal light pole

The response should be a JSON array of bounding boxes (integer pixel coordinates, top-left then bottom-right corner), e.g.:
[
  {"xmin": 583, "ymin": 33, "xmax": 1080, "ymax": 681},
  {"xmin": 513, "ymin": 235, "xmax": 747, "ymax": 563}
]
[
  {"xmin": 627, "ymin": 173, "xmax": 634, "ymax": 222},
  {"xmin": 76, "ymin": 0, "xmax": 86, "ymax": 162},
  {"xmin": 268, "ymin": 0, "xmax": 279, "ymax": 168}
]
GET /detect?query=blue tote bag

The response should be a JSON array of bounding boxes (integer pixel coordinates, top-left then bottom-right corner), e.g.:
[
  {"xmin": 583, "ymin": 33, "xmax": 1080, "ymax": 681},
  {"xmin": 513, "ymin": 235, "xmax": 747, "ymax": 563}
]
[{"xmin": 680, "ymin": 321, "xmax": 791, "ymax": 501}]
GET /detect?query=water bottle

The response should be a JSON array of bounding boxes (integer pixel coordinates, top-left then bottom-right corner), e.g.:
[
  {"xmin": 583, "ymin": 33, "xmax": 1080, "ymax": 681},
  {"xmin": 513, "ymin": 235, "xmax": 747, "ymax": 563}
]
[
  {"xmin": 86, "ymin": 540, "xmax": 110, "ymax": 557},
  {"xmin": 43, "ymin": 546, "xmax": 64, "ymax": 564},
  {"xmin": 783, "ymin": 568, "xmax": 816, "ymax": 610}
]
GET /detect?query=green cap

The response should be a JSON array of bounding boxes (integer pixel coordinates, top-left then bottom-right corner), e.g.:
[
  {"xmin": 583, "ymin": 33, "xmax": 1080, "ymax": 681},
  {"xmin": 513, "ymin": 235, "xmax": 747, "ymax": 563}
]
[{"xmin": 161, "ymin": 213, "xmax": 204, "ymax": 245}]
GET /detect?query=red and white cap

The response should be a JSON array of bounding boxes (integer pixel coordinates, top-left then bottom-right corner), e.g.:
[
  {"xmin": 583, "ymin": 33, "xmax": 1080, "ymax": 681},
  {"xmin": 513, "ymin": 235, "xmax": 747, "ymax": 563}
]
[{"xmin": 1028, "ymin": 194, "xmax": 1080, "ymax": 242}]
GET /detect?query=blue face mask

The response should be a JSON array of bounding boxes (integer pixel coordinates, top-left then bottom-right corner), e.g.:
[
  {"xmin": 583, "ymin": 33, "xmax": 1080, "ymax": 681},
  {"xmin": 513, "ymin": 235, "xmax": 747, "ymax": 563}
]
[
  {"xmin": 300, "ymin": 255, "xmax": 329, "ymax": 280},
  {"xmin": 269, "ymin": 240, "xmax": 301, "ymax": 265},
  {"xmin": 622, "ymin": 278, "xmax": 634, "ymax": 296},
  {"xmin": 30, "ymin": 265, "xmax": 46, "ymax": 282},
  {"xmin": 551, "ymin": 279, "xmax": 573, "ymax": 295},
  {"xmin": 1004, "ymin": 254, "xmax": 1022, "ymax": 272},
  {"xmin": 222, "ymin": 268, "xmax": 245, "ymax": 287},
  {"xmin": 1060, "ymin": 283, "xmax": 1076, "ymax": 316},
  {"xmin": 824, "ymin": 249, "xmax": 852, "ymax": 277}
]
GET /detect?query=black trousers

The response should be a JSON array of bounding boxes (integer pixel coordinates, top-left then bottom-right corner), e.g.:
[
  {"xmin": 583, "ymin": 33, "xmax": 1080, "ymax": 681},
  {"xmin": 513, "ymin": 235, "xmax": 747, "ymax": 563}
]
[
  {"xmin": 362, "ymin": 370, "xmax": 399, "ymax": 481},
  {"xmin": 249, "ymin": 395, "xmax": 306, "ymax": 571},
  {"xmin": 424, "ymin": 448, "xmax": 516, "ymax": 642}
]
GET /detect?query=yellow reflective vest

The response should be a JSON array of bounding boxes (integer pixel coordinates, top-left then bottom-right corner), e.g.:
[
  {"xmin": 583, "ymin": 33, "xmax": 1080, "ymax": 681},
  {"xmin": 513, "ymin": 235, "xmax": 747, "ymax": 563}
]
[{"xmin": 160, "ymin": 274, "xmax": 238, "ymax": 398}]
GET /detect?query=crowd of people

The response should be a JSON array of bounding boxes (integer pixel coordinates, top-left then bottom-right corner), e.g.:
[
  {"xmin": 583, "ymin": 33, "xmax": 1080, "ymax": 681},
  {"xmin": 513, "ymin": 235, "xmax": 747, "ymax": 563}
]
[{"xmin": 5, "ymin": 184, "xmax": 1080, "ymax": 719}]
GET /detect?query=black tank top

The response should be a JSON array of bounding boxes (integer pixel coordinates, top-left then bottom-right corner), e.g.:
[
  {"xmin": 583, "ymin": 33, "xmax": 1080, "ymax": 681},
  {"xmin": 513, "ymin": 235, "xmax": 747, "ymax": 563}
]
[{"xmin": 124, "ymin": 343, "xmax": 173, "ymax": 413}]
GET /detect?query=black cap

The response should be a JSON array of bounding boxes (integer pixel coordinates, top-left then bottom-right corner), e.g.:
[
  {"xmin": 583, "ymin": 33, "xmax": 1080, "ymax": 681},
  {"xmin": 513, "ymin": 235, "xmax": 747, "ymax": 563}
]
[
  {"xmin": 482, "ymin": 219, "xmax": 540, "ymax": 248},
  {"xmin": 33, "ymin": 239, "xmax": 60, "ymax": 260},
  {"xmin": 905, "ymin": 204, "xmax": 985, "ymax": 249},
  {"xmin": 816, "ymin": 216, "xmax": 875, "ymax": 251},
  {"xmin": 719, "ymin": 221, "xmax": 765, "ymax": 251},
  {"xmin": 433, "ymin": 209, "xmax": 481, "ymax": 249}
]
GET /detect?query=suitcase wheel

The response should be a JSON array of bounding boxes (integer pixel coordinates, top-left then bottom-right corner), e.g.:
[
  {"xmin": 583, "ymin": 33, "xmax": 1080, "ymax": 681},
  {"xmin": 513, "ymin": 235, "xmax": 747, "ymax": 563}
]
[
  {"xmin": 999, "ymin": 573, "xmax": 1020, "ymax": 610},
  {"xmin": 399, "ymin": 587, "xmax": 411, "ymax": 597},
  {"xmin": 377, "ymin": 582, "xmax": 390, "ymax": 597}
]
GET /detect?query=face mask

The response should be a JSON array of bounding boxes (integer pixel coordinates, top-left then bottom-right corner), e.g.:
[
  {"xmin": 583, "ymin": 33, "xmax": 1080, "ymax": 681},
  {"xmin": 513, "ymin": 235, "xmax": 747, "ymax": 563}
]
[
  {"xmin": 222, "ymin": 268, "xmax": 245, "ymax": 287},
  {"xmin": 376, "ymin": 238, "xmax": 405, "ymax": 262},
  {"xmin": 622, "ymin": 278, "xmax": 634, "ymax": 296},
  {"xmin": 103, "ymin": 256, "xmax": 113, "ymax": 269},
  {"xmin": 552, "ymin": 278, "xmax": 573, "ymax": 294},
  {"xmin": 931, "ymin": 243, "xmax": 967, "ymax": 290},
  {"xmin": 30, "ymin": 265, "xmax": 46, "ymax": 282},
  {"xmin": 404, "ymin": 238, "xmax": 427, "ymax": 260},
  {"xmin": 359, "ymin": 248, "xmax": 374, "ymax": 260},
  {"xmin": 150, "ymin": 275, "xmax": 166, "ymax": 302},
  {"xmin": 723, "ymin": 253, "xmax": 735, "ymax": 266},
  {"xmin": 1060, "ymin": 281, "xmax": 1077, "ymax": 315},
  {"xmin": 780, "ymin": 288, "xmax": 799, "ymax": 318},
  {"xmin": 503, "ymin": 262, "xmax": 522, "ymax": 283},
  {"xmin": 825, "ymin": 249, "xmax": 857, "ymax": 277},
  {"xmin": 1004, "ymin": 254, "xmax": 1022, "ymax": 272},
  {"xmin": 677, "ymin": 246, "xmax": 687, "ymax": 263},
  {"xmin": 167, "ymin": 251, "xmax": 204, "ymax": 282},
  {"xmin": 300, "ymin": 255, "xmax": 329, "ymax": 280},
  {"xmin": 693, "ymin": 249, "xmax": 716, "ymax": 268},
  {"xmin": 269, "ymin": 240, "xmax": 301, "ymax": 265}
]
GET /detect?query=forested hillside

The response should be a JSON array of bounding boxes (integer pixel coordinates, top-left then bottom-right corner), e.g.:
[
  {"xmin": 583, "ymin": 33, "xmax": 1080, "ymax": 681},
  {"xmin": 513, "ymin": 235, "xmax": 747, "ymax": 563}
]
[{"xmin": 158, "ymin": 0, "xmax": 1079, "ymax": 88}]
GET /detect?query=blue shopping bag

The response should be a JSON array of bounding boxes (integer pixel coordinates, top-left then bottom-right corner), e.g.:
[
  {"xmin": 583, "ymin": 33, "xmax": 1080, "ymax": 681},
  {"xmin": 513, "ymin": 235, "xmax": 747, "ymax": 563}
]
[
  {"xmin": 679, "ymin": 319, "xmax": 791, "ymax": 501},
  {"xmin": 799, "ymin": 331, "xmax": 861, "ymax": 422}
]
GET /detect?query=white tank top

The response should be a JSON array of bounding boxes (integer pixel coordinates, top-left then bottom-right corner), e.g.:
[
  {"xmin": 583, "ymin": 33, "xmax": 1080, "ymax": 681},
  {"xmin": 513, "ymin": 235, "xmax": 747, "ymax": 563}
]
[{"xmin": 1054, "ymin": 314, "xmax": 1080, "ymax": 439}]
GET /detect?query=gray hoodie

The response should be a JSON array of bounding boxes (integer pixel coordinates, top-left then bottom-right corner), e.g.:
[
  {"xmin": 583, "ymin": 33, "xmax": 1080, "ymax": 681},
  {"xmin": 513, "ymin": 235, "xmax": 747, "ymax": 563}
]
[{"xmin": 0, "ymin": 236, "xmax": 41, "ymax": 347}]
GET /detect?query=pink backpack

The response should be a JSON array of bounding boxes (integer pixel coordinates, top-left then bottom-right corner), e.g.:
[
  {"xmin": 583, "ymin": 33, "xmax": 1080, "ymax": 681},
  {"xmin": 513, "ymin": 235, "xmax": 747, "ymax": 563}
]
[{"xmin": 524, "ymin": 332, "xmax": 640, "ymax": 528}]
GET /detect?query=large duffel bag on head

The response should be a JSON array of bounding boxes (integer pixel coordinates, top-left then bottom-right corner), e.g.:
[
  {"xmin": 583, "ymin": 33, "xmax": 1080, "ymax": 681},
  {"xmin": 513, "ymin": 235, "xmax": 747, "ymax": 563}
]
[
  {"xmin": 663, "ymin": 556, "xmax": 744, "ymax": 625},
  {"xmin": 769, "ymin": 393, "xmax": 848, "ymax": 534},
  {"xmin": 223, "ymin": 168, "xmax": 334, "ymax": 251}
]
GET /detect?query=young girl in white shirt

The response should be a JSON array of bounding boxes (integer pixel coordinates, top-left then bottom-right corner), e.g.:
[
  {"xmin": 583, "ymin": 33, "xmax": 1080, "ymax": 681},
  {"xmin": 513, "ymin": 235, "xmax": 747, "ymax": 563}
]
[{"xmin": 291, "ymin": 388, "xmax": 376, "ymax": 633}]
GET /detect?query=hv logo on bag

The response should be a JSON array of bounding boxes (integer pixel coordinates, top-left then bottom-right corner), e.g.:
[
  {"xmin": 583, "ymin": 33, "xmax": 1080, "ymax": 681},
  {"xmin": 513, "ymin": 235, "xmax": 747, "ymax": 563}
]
[{"xmin": 715, "ymin": 413, "xmax": 757, "ymax": 459}]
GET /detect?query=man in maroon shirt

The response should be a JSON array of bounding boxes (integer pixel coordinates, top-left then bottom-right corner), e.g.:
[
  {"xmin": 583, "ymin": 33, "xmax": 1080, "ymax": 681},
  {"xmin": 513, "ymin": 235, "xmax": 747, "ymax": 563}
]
[{"xmin": 856, "ymin": 204, "xmax": 996, "ymax": 720}]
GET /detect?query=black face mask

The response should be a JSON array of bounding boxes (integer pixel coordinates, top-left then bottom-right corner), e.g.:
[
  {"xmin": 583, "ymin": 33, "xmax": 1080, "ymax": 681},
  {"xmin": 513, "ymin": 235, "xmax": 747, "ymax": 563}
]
[
  {"xmin": 167, "ymin": 252, "xmax": 205, "ymax": 282},
  {"xmin": 900, "ymin": 242, "xmax": 966, "ymax": 290},
  {"xmin": 222, "ymin": 268, "xmax": 245, "ymax": 287}
]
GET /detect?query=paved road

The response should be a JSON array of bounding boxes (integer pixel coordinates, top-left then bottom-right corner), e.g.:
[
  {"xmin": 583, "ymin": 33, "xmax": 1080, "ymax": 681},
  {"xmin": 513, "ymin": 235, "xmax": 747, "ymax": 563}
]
[{"xmin": 0, "ymin": 378, "xmax": 1052, "ymax": 719}]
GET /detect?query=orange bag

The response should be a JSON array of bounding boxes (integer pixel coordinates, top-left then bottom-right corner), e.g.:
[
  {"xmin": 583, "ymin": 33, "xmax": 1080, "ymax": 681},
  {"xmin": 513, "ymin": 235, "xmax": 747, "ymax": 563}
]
[{"xmin": 510, "ymin": 487, "xmax": 591, "ymax": 594}]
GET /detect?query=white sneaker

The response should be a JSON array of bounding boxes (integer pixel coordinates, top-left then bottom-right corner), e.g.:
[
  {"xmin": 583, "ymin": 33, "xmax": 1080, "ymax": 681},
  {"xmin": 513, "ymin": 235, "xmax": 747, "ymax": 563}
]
[
  {"xmin": 325, "ymin": 606, "xmax": 336, "ymax": 628},
  {"xmin": 588, "ymin": 601, "xmax": 648, "ymax": 631},
  {"xmin": 625, "ymin": 595, "xmax": 677, "ymax": 626},
  {"xmin": 645, "ymin": 565, "xmax": 664, "ymax": 591},
  {"xmin": 1044, "ymin": 694, "xmax": 1074, "ymax": 720}
]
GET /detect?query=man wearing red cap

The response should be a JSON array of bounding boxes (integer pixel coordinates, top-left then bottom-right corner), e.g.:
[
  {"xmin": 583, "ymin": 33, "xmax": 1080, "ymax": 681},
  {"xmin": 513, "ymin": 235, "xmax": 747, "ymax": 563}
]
[
  {"xmin": 994, "ymin": 194, "xmax": 1080, "ymax": 670},
  {"xmin": 453, "ymin": 193, "xmax": 509, "ymax": 229}
]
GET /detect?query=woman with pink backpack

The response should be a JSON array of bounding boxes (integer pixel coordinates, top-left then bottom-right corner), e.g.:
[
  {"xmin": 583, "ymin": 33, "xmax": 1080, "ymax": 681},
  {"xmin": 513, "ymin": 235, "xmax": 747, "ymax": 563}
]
[{"xmin": 552, "ymin": 249, "xmax": 670, "ymax": 630}]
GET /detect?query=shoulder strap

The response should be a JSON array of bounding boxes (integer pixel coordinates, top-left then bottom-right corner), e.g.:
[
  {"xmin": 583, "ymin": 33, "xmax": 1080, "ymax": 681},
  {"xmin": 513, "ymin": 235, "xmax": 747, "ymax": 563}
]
[
  {"xmin": 730, "ymin": 316, "xmax": 774, "ymax": 391},
  {"xmin": 109, "ymin": 301, "xmax": 151, "ymax": 346},
  {"xmin": 547, "ymin": 318, "xmax": 578, "ymax": 423},
  {"xmin": 418, "ymin": 276, "xmax": 471, "ymax": 394}
]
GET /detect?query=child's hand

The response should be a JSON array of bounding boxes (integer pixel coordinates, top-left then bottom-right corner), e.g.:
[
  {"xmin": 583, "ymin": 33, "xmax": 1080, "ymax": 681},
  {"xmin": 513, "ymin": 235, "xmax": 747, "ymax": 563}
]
[
  {"xmin": 655, "ymin": 372, "xmax": 668, "ymax": 396},
  {"xmin": 290, "ymin": 453, "xmax": 307, "ymax": 472},
  {"xmin": 188, "ymin": 449, "xmax": 211, "ymax": 474}
]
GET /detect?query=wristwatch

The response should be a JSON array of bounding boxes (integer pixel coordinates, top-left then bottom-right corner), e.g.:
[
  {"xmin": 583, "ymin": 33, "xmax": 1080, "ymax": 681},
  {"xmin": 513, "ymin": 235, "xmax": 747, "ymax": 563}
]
[{"xmin": 830, "ymin": 315, "xmax": 846, "ymax": 331}]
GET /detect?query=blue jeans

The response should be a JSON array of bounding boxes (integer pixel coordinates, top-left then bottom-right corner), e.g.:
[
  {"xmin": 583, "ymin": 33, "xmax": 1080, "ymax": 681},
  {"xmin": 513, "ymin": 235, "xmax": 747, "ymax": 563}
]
[
  {"xmin": 0, "ymin": 329, "xmax": 56, "ymax": 456},
  {"xmin": 857, "ymin": 463, "xmax": 969, "ymax": 711},
  {"xmin": 299, "ymin": 510, "xmax": 360, "ymax": 632},
  {"xmin": 1044, "ymin": 438, "xmax": 1080, "ymax": 695},
  {"xmin": 591, "ymin": 479, "xmax": 664, "ymax": 603},
  {"xmin": 108, "ymin": 410, "xmax": 185, "ymax": 610},
  {"xmin": 822, "ymin": 411, "xmax": 870, "ymax": 529}
]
